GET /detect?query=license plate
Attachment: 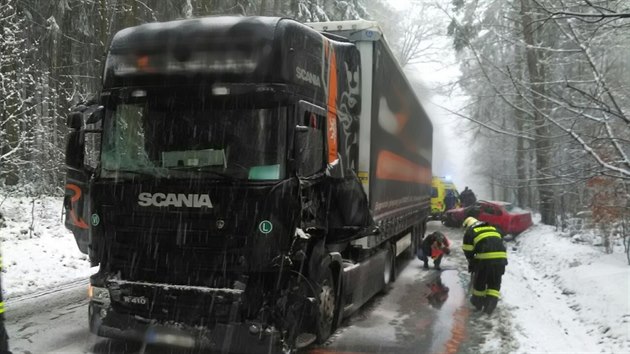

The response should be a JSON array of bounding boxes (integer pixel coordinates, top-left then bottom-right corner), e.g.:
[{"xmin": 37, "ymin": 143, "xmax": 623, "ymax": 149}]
[{"xmin": 144, "ymin": 326, "xmax": 196, "ymax": 347}]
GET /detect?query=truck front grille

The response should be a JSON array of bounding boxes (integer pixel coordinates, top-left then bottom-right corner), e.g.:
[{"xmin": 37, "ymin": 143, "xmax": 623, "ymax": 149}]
[{"xmin": 103, "ymin": 209, "xmax": 249, "ymax": 286}]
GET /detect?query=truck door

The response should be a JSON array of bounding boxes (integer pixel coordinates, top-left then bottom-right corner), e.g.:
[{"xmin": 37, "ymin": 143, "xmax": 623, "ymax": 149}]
[{"xmin": 63, "ymin": 104, "xmax": 102, "ymax": 254}]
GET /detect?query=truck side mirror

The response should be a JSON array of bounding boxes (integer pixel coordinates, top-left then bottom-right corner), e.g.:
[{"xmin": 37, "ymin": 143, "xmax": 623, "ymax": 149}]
[
  {"xmin": 86, "ymin": 106, "xmax": 104, "ymax": 124},
  {"xmin": 67, "ymin": 111, "xmax": 84, "ymax": 130},
  {"xmin": 65, "ymin": 103, "xmax": 102, "ymax": 170},
  {"xmin": 66, "ymin": 130, "xmax": 85, "ymax": 170}
]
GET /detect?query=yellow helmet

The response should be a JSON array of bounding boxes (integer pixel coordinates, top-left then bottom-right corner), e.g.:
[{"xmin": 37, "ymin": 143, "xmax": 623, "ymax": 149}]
[{"xmin": 462, "ymin": 216, "xmax": 479, "ymax": 229}]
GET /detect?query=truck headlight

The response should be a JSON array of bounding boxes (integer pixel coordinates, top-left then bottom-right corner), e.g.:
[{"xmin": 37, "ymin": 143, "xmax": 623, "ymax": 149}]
[{"xmin": 88, "ymin": 284, "xmax": 110, "ymax": 304}]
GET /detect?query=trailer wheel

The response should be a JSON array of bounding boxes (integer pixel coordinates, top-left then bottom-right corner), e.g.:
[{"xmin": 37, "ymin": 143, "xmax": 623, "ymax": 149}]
[
  {"xmin": 381, "ymin": 244, "xmax": 396, "ymax": 294},
  {"xmin": 407, "ymin": 224, "xmax": 423, "ymax": 259},
  {"xmin": 383, "ymin": 247, "xmax": 393, "ymax": 285},
  {"xmin": 315, "ymin": 267, "xmax": 336, "ymax": 344}
]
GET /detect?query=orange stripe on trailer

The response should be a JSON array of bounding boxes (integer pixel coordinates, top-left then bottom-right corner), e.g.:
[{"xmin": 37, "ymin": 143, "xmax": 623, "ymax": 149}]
[
  {"xmin": 375, "ymin": 150, "xmax": 431, "ymax": 184},
  {"xmin": 326, "ymin": 45, "xmax": 338, "ymax": 163},
  {"xmin": 66, "ymin": 184, "xmax": 89, "ymax": 229}
]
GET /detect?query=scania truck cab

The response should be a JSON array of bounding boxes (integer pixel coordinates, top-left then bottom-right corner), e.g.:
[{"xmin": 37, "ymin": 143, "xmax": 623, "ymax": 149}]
[{"xmin": 64, "ymin": 17, "xmax": 432, "ymax": 352}]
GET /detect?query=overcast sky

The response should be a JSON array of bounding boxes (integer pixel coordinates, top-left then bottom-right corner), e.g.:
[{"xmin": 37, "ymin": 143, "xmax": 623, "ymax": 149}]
[{"xmin": 390, "ymin": 0, "xmax": 491, "ymax": 198}]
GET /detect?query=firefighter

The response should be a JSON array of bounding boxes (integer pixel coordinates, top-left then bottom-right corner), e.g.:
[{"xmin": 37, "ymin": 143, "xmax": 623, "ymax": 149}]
[
  {"xmin": 461, "ymin": 217, "xmax": 508, "ymax": 315},
  {"xmin": 444, "ymin": 190, "xmax": 458, "ymax": 211},
  {"xmin": 418, "ymin": 231, "xmax": 451, "ymax": 270},
  {"xmin": 460, "ymin": 187, "xmax": 477, "ymax": 207},
  {"xmin": 0, "ymin": 249, "xmax": 9, "ymax": 353}
]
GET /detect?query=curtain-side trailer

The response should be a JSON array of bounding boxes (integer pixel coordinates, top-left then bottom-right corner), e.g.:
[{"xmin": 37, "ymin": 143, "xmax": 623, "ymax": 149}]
[{"xmin": 306, "ymin": 18, "xmax": 433, "ymax": 313}]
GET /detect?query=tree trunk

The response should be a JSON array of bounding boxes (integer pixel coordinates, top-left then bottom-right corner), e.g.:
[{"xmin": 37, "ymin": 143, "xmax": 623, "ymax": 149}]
[
  {"xmin": 514, "ymin": 48, "xmax": 529, "ymax": 208},
  {"xmin": 273, "ymin": 0, "xmax": 283, "ymax": 15},
  {"xmin": 259, "ymin": 0, "xmax": 269, "ymax": 15},
  {"xmin": 520, "ymin": 0, "xmax": 555, "ymax": 225}
]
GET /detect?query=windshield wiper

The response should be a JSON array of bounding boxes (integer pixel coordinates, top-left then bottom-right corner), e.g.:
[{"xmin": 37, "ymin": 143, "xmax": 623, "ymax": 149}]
[
  {"xmin": 168, "ymin": 166, "xmax": 235, "ymax": 179},
  {"xmin": 100, "ymin": 168, "xmax": 164, "ymax": 178}
]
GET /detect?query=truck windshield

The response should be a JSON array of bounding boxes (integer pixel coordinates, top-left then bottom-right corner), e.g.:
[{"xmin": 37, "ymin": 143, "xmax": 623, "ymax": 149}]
[{"xmin": 100, "ymin": 89, "xmax": 288, "ymax": 180}]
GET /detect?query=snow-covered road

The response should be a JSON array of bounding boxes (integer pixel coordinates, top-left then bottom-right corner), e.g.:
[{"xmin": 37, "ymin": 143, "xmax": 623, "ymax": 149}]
[
  {"xmin": 5, "ymin": 222, "xmax": 478, "ymax": 354},
  {"xmin": 6, "ymin": 240, "xmax": 475, "ymax": 354},
  {"xmin": 6, "ymin": 279, "xmax": 96, "ymax": 352},
  {"xmin": 2, "ymin": 195, "xmax": 628, "ymax": 353},
  {"xmin": 432, "ymin": 221, "xmax": 629, "ymax": 354}
]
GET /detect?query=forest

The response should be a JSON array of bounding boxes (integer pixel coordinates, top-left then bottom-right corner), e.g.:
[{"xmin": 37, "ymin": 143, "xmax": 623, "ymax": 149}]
[
  {"xmin": 447, "ymin": 0, "xmax": 630, "ymax": 250},
  {"xmin": 2, "ymin": 0, "xmax": 630, "ymax": 243}
]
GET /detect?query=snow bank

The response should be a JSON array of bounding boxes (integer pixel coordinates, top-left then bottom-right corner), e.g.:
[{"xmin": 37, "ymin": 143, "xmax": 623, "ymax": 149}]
[
  {"xmin": 504, "ymin": 224, "xmax": 630, "ymax": 353},
  {"xmin": 0, "ymin": 195, "xmax": 93, "ymax": 298}
]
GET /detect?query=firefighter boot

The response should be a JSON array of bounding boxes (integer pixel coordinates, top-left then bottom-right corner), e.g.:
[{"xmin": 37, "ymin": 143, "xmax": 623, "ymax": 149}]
[
  {"xmin": 470, "ymin": 295, "xmax": 485, "ymax": 311},
  {"xmin": 484, "ymin": 297, "xmax": 498, "ymax": 315}
]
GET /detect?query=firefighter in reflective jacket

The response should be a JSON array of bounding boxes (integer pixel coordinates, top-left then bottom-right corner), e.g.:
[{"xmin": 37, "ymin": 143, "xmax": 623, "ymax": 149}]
[
  {"xmin": 0, "ymin": 250, "xmax": 8, "ymax": 353},
  {"xmin": 462, "ymin": 217, "xmax": 508, "ymax": 315}
]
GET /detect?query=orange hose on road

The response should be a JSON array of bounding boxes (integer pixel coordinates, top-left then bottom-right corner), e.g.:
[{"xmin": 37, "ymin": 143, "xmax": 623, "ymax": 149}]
[
  {"xmin": 308, "ymin": 349, "xmax": 367, "ymax": 354},
  {"xmin": 439, "ymin": 306, "xmax": 470, "ymax": 354}
]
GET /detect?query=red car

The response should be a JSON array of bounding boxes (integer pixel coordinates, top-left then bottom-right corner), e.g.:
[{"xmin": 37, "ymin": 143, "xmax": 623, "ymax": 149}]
[{"xmin": 443, "ymin": 200, "xmax": 533, "ymax": 235}]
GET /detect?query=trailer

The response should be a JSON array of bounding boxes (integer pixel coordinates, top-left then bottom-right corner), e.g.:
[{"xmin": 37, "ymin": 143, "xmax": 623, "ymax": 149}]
[{"xmin": 63, "ymin": 16, "xmax": 432, "ymax": 353}]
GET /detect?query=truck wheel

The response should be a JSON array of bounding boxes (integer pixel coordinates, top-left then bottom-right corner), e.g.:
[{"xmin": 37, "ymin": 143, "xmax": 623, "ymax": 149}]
[{"xmin": 315, "ymin": 267, "xmax": 336, "ymax": 344}]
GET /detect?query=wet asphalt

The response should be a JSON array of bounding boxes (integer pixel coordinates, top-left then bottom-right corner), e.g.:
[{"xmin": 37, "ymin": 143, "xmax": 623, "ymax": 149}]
[{"xmin": 309, "ymin": 221, "xmax": 480, "ymax": 354}]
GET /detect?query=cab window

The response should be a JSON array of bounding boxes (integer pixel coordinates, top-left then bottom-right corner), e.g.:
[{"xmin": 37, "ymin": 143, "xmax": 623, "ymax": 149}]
[{"xmin": 295, "ymin": 101, "xmax": 326, "ymax": 176}]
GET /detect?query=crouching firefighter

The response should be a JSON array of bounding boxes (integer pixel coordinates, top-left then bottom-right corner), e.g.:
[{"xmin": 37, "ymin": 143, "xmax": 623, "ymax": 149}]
[
  {"xmin": 418, "ymin": 231, "xmax": 451, "ymax": 270},
  {"xmin": 461, "ymin": 217, "xmax": 508, "ymax": 315}
]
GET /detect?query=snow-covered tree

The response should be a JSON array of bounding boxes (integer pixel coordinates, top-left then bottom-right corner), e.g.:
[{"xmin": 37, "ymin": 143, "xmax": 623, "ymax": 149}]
[
  {"xmin": 447, "ymin": 0, "xmax": 630, "ymax": 227},
  {"xmin": 1, "ymin": 0, "xmax": 376, "ymax": 195},
  {"xmin": 0, "ymin": 1, "xmax": 36, "ymax": 187}
]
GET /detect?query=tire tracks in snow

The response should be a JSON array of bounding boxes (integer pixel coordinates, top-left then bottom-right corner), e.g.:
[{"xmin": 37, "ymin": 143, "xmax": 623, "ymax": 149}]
[{"xmin": 5, "ymin": 278, "xmax": 88, "ymax": 324}]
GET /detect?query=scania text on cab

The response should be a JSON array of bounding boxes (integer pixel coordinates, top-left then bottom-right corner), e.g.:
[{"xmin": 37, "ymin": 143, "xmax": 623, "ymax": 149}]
[
  {"xmin": 137, "ymin": 192, "xmax": 214, "ymax": 208},
  {"xmin": 63, "ymin": 17, "xmax": 433, "ymax": 353}
]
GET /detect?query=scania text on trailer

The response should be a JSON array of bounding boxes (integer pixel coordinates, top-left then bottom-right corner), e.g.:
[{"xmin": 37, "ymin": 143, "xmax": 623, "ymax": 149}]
[{"xmin": 63, "ymin": 16, "xmax": 433, "ymax": 352}]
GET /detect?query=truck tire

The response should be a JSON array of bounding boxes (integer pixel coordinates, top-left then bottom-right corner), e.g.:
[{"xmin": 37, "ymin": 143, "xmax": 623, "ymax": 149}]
[{"xmin": 315, "ymin": 267, "xmax": 336, "ymax": 344}]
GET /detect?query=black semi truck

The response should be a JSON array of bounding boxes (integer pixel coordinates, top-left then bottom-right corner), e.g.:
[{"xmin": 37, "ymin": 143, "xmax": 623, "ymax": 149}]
[{"xmin": 63, "ymin": 16, "xmax": 432, "ymax": 352}]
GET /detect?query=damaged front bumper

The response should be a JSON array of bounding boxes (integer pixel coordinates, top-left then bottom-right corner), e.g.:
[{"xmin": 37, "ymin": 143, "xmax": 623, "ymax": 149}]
[{"xmin": 88, "ymin": 281, "xmax": 286, "ymax": 353}]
